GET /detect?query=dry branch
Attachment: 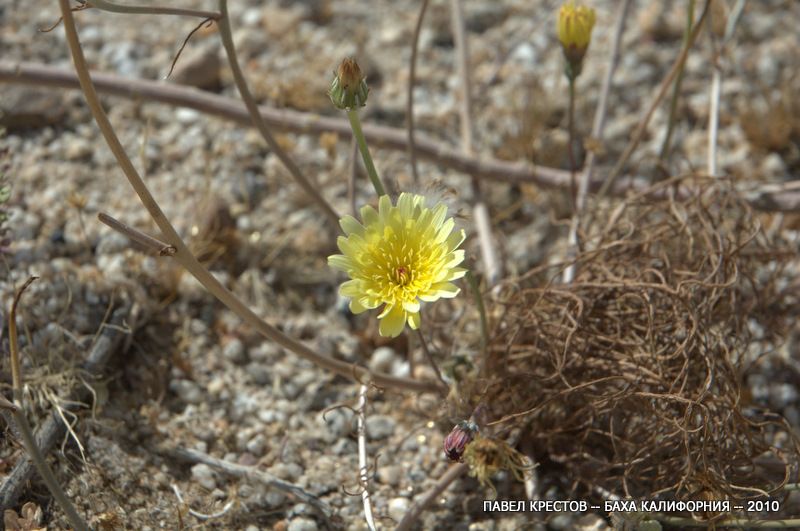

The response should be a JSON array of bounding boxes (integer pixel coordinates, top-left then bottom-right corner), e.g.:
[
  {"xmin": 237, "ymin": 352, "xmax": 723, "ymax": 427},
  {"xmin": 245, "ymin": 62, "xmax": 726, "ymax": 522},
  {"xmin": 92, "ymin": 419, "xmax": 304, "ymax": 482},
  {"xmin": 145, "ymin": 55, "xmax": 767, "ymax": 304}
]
[
  {"xmin": 169, "ymin": 447, "xmax": 337, "ymax": 528},
  {"xmin": 3, "ymin": 62, "xmax": 797, "ymax": 212}
]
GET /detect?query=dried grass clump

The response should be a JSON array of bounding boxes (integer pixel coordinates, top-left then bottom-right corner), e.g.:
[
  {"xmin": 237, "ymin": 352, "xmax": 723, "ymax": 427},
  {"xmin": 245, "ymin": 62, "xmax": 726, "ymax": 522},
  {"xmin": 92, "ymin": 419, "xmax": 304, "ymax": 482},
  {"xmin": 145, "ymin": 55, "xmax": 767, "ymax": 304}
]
[{"xmin": 478, "ymin": 178, "xmax": 799, "ymax": 502}]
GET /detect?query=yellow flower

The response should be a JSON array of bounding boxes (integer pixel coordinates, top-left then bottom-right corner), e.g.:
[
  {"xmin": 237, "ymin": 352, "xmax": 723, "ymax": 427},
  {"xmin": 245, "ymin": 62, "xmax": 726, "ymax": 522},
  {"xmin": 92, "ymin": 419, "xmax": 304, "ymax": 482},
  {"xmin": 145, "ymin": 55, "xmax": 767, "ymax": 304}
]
[
  {"xmin": 557, "ymin": 1, "xmax": 596, "ymax": 64},
  {"xmin": 328, "ymin": 193, "xmax": 466, "ymax": 338}
]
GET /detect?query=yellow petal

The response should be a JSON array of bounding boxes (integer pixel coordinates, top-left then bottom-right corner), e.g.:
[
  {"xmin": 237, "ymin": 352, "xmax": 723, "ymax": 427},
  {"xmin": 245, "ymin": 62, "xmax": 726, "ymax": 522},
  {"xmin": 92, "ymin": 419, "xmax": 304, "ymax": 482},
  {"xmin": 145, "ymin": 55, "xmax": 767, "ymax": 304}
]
[
  {"xmin": 432, "ymin": 282, "xmax": 460, "ymax": 298},
  {"xmin": 358, "ymin": 296, "xmax": 381, "ymax": 310},
  {"xmin": 398, "ymin": 193, "xmax": 415, "ymax": 219},
  {"xmin": 431, "ymin": 203, "xmax": 448, "ymax": 230},
  {"xmin": 435, "ymin": 218, "xmax": 455, "ymax": 244},
  {"xmin": 402, "ymin": 299, "xmax": 420, "ymax": 313},
  {"xmin": 378, "ymin": 195, "xmax": 392, "ymax": 223},
  {"xmin": 379, "ymin": 305, "xmax": 406, "ymax": 337},
  {"xmin": 360, "ymin": 204, "xmax": 378, "ymax": 227},
  {"xmin": 407, "ymin": 311, "xmax": 420, "ymax": 330},
  {"xmin": 340, "ymin": 215, "xmax": 364, "ymax": 236},
  {"xmin": 337, "ymin": 234, "xmax": 365, "ymax": 258},
  {"xmin": 340, "ymin": 280, "xmax": 362, "ymax": 297},
  {"xmin": 443, "ymin": 249, "xmax": 466, "ymax": 269},
  {"xmin": 328, "ymin": 254, "xmax": 354, "ymax": 272},
  {"xmin": 445, "ymin": 229, "xmax": 466, "ymax": 252},
  {"xmin": 442, "ymin": 267, "xmax": 468, "ymax": 282},
  {"xmin": 420, "ymin": 282, "xmax": 460, "ymax": 301},
  {"xmin": 349, "ymin": 298, "xmax": 368, "ymax": 314}
]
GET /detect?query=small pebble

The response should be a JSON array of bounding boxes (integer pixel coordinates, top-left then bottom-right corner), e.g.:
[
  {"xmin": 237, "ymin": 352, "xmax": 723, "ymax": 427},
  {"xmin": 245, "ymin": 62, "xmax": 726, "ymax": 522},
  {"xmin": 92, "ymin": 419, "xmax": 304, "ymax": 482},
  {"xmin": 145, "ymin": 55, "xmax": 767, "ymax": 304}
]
[
  {"xmin": 287, "ymin": 518, "xmax": 317, "ymax": 531},
  {"xmin": 366, "ymin": 415, "xmax": 396, "ymax": 440},
  {"xmin": 369, "ymin": 346, "xmax": 397, "ymax": 373},
  {"xmin": 169, "ymin": 379, "xmax": 203, "ymax": 405},
  {"xmin": 388, "ymin": 497, "xmax": 410, "ymax": 522},
  {"xmin": 223, "ymin": 337, "xmax": 247, "ymax": 364},
  {"xmin": 191, "ymin": 463, "xmax": 216, "ymax": 491}
]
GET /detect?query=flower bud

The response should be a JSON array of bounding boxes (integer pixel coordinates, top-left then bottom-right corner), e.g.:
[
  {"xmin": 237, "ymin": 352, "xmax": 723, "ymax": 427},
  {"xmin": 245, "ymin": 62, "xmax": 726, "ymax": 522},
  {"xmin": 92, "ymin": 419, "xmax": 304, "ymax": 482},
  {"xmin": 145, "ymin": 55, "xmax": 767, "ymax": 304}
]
[
  {"xmin": 557, "ymin": 1, "xmax": 596, "ymax": 79},
  {"xmin": 328, "ymin": 57, "xmax": 369, "ymax": 110},
  {"xmin": 443, "ymin": 420, "xmax": 479, "ymax": 462}
]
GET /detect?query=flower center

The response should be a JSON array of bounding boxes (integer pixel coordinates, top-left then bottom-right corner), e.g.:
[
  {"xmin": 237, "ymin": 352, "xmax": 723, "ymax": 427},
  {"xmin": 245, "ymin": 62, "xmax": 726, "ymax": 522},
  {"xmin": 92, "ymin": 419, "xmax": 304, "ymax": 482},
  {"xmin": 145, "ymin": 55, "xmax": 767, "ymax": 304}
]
[{"xmin": 392, "ymin": 265, "xmax": 411, "ymax": 286}]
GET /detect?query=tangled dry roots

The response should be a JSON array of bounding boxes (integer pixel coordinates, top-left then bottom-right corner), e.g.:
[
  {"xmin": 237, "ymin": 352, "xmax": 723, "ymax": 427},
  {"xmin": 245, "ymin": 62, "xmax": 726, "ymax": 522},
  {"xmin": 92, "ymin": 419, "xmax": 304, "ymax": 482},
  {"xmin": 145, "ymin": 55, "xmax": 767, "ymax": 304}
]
[{"xmin": 478, "ymin": 178, "xmax": 799, "ymax": 504}]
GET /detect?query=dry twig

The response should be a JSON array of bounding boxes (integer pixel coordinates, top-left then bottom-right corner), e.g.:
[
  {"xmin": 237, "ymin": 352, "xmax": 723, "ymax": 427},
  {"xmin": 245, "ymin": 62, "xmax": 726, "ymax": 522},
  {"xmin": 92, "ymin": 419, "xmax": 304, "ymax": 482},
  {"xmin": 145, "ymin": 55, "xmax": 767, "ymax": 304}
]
[
  {"xmin": 170, "ymin": 447, "xmax": 337, "ymax": 527},
  {"xmin": 406, "ymin": 0, "xmax": 430, "ymax": 184},
  {"xmin": 598, "ymin": 0, "xmax": 712, "ymax": 197},
  {"xmin": 356, "ymin": 384, "xmax": 377, "ymax": 531},
  {"xmin": 450, "ymin": 0, "xmax": 503, "ymax": 287},
  {"xmin": 5, "ymin": 62, "xmax": 800, "ymax": 211},
  {"xmin": 215, "ymin": 0, "xmax": 339, "ymax": 227}
]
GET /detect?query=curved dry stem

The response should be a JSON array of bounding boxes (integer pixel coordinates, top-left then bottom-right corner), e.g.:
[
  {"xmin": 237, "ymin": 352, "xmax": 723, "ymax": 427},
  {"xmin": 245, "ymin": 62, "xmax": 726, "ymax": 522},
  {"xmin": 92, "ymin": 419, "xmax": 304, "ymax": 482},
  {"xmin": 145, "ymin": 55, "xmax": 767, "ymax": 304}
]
[
  {"xmin": 88, "ymin": 0, "xmax": 220, "ymax": 19},
  {"xmin": 598, "ymin": 0, "xmax": 712, "ymax": 197},
  {"xmin": 406, "ymin": 0, "xmax": 430, "ymax": 184},
  {"xmin": 215, "ymin": 0, "xmax": 339, "ymax": 227},
  {"xmin": 57, "ymin": 0, "xmax": 439, "ymax": 395}
]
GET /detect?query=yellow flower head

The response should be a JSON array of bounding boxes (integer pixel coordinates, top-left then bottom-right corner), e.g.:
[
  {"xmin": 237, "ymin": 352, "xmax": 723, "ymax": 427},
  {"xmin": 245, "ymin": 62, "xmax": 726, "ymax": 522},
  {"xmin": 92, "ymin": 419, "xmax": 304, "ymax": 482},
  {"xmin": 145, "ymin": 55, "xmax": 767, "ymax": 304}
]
[
  {"xmin": 328, "ymin": 193, "xmax": 467, "ymax": 338},
  {"xmin": 557, "ymin": 1, "xmax": 596, "ymax": 64}
]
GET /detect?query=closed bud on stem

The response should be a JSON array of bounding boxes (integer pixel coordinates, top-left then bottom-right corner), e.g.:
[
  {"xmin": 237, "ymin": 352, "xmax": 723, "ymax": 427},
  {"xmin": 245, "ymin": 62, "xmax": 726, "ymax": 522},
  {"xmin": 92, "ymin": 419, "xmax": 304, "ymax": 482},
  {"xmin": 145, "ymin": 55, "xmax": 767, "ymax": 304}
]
[
  {"xmin": 444, "ymin": 420, "xmax": 479, "ymax": 462},
  {"xmin": 557, "ymin": 1, "xmax": 596, "ymax": 80},
  {"xmin": 328, "ymin": 57, "xmax": 369, "ymax": 110}
]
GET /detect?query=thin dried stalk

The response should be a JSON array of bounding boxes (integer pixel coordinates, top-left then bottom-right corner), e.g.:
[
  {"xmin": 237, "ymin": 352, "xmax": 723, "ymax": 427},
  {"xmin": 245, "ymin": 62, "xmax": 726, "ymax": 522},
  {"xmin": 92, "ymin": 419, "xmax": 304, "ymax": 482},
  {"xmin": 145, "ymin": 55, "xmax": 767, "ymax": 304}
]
[
  {"xmin": 215, "ymin": 0, "xmax": 339, "ymax": 227},
  {"xmin": 598, "ymin": 0, "xmax": 712, "ymax": 197},
  {"xmin": 356, "ymin": 384, "xmax": 376, "ymax": 531},
  {"xmin": 171, "ymin": 447, "xmax": 334, "ymax": 524},
  {"xmin": 89, "ymin": 0, "xmax": 219, "ymax": 19},
  {"xmin": 707, "ymin": 0, "xmax": 747, "ymax": 176},
  {"xmin": 450, "ymin": 0, "xmax": 503, "ymax": 286},
  {"xmin": 406, "ymin": 0, "xmax": 430, "ymax": 184}
]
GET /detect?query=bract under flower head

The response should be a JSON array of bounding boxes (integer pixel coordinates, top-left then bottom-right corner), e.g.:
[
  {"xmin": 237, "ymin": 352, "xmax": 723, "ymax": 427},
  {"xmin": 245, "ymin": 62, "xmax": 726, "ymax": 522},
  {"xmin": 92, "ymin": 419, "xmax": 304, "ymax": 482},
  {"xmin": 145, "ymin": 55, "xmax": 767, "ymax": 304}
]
[
  {"xmin": 328, "ymin": 193, "xmax": 467, "ymax": 338},
  {"xmin": 328, "ymin": 57, "xmax": 369, "ymax": 110},
  {"xmin": 557, "ymin": 1, "xmax": 596, "ymax": 65}
]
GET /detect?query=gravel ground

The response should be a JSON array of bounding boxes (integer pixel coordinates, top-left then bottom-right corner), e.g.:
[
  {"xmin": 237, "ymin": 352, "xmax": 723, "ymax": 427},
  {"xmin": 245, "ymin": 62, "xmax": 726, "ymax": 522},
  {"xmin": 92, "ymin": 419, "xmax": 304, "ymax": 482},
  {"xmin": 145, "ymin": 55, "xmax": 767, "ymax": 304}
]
[{"xmin": 1, "ymin": 0, "xmax": 800, "ymax": 529}]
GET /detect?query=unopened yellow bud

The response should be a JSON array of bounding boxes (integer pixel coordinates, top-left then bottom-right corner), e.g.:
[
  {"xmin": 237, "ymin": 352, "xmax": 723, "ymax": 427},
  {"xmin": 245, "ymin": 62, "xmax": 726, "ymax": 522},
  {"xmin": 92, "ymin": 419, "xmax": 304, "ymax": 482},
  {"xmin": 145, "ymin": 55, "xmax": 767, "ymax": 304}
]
[
  {"xmin": 328, "ymin": 57, "xmax": 369, "ymax": 110},
  {"xmin": 557, "ymin": 1, "xmax": 596, "ymax": 78}
]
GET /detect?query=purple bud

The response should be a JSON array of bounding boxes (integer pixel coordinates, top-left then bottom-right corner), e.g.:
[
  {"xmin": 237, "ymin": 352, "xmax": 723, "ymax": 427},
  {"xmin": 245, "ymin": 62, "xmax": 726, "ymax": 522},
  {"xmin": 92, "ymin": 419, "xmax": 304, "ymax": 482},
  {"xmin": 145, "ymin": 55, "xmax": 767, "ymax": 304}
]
[{"xmin": 444, "ymin": 421, "xmax": 478, "ymax": 462}]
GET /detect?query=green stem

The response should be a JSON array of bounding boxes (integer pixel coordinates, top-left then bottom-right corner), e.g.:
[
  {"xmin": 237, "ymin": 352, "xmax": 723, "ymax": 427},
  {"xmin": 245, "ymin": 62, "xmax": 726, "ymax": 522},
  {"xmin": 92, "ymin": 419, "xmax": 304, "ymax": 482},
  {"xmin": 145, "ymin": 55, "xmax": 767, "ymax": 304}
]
[
  {"xmin": 347, "ymin": 109, "xmax": 386, "ymax": 197},
  {"xmin": 657, "ymin": 0, "xmax": 694, "ymax": 167},
  {"xmin": 465, "ymin": 270, "xmax": 488, "ymax": 357},
  {"xmin": 567, "ymin": 77, "xmax": 577, "ymax": 210}
]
